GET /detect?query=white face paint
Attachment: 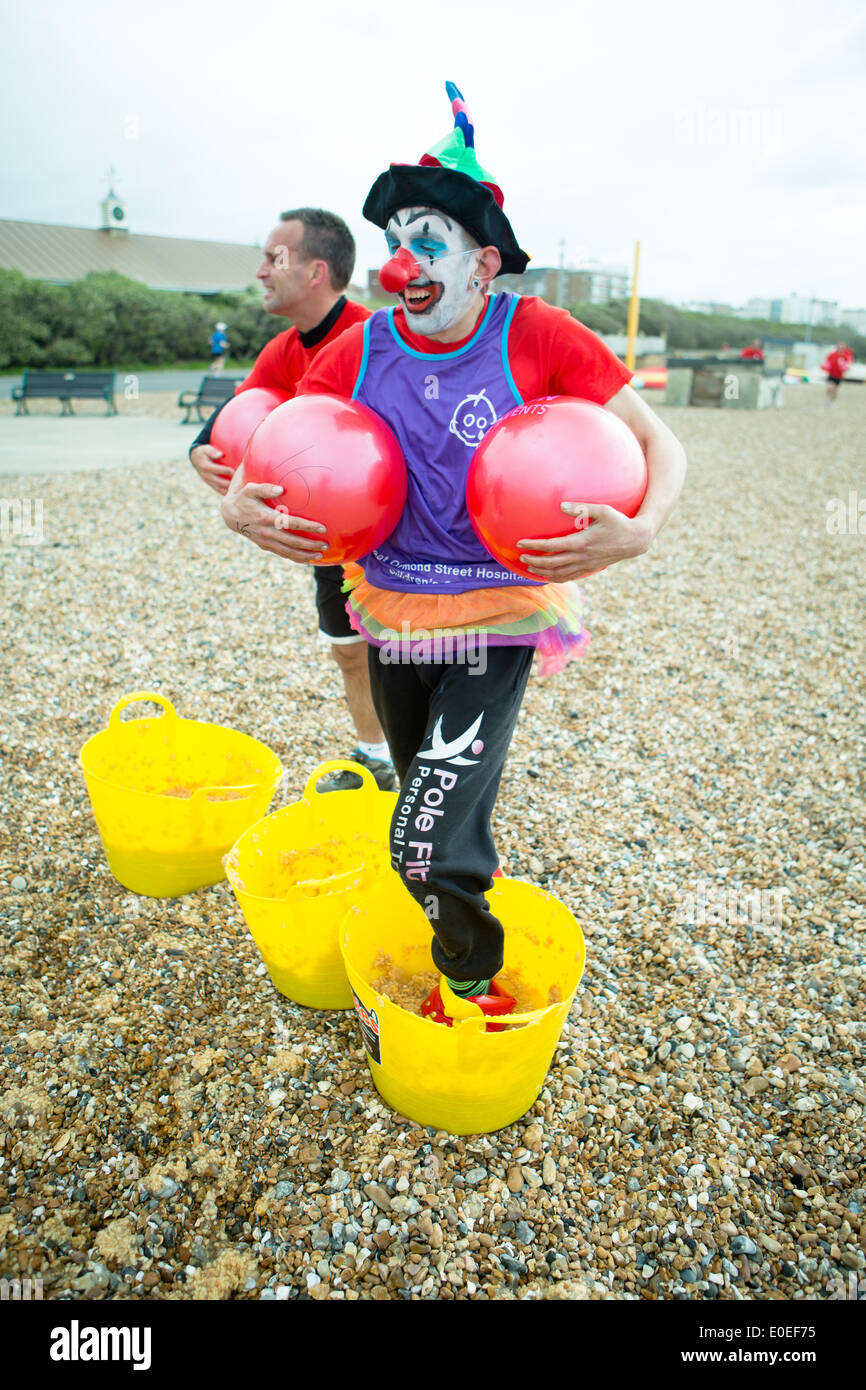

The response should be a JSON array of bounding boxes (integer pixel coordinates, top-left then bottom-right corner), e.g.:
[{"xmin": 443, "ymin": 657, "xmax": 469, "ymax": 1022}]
[{"xmin": 384, "ymin": 207, "xmax": 481, "ymax": 336}]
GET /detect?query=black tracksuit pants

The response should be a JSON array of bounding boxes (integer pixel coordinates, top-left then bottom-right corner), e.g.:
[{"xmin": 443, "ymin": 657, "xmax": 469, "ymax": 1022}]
[{"xmin": 367, "ymin": 644, "xmax": 534, "ymax": 983}]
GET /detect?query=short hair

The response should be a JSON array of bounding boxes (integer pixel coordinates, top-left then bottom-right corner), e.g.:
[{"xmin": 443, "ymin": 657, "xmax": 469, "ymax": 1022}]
[{"xmin": 279, "ymin": 208, "xmax": 355, "ymax": 291}]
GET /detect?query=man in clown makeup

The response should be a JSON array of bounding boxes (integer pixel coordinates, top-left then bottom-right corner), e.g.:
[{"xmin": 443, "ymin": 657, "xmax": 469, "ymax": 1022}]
[{"xmin": 223, "ymin": 83, "xmax": 687, "ymax": 1028}]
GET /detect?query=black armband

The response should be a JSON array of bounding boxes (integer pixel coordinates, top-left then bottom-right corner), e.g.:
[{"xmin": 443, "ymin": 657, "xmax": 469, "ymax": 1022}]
[{"xmin": 188, "ymin": 401, "xmax": 228, "ymax": 460}]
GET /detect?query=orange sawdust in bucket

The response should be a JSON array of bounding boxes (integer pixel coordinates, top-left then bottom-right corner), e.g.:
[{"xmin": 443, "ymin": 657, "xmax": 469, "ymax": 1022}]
[
  {"xmin": 370, "ymin": 951, "xmax": 562, "ymax": 1018},
  {"xmin": 79, "ymin": 691, "xmax": 283, "ymax": 897},
  {"xmin": 232, "ymin": 834, "xmax": 390, "ymax": 900},
  {"xmin": 341, "ymin": 876, "xmax": 585, "ymax": 1134},
  {"xmin": 225, "ymin": 759, "xmax": 398, "ymax": 1010}
]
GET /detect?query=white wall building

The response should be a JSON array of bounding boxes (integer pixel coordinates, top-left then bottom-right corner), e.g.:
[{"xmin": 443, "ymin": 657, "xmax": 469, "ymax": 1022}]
[
  {"xmin": 735, "ymin": 298, "xmax": 773, "ymax": 320},
  {"xmin": 576, "ymin": 259, "xmax": 630, "ymax": 303},
  {"xmin": 736, "ymin": 295, "xmax": 839, "ymax": 326},
  {"xmin": 838, "ymin": 308, "xmax": 866, "ymax": 336},
  {"xmin": 780, "ymin": 295, "xmax": 839, "ymax": 327},
  {"xmin": 681, "ymin": 301, "xmax": 736, "ymax": 316}
]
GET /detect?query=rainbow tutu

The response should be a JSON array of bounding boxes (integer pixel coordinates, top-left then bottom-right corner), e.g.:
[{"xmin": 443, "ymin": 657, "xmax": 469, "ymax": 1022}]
[{"xmin": 341, "ymin": 567, "xmax": 590, "ymax": 678}]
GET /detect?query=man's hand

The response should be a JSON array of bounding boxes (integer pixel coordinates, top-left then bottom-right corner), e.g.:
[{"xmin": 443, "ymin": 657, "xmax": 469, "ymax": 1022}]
[
  {"xmin": 220, "ymin": 465, "xmax": 327, "ymax": 562},
  {"xmin": 190, "ymin": 444, "xmax": 235, "ymax": 496},
  {"xmin": 518, "ymin": 502, "xmax": 651, "ymax": 581}
]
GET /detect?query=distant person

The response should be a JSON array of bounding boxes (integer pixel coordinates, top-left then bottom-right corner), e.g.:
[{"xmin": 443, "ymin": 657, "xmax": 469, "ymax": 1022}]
[
  {"xmin": 821, "ymin": 342, "xmax": 854, "ymax": 405},
  {"xmin": 209, "ymin": 322, "xmax": 230, "ymax": 373},
  {"xmin": 740, "ymin": 338, "xmax": 764, "ymax": 362},
  {"xmin": 189, "ymin": 209, "xmax": 394, "ymax": 793}
]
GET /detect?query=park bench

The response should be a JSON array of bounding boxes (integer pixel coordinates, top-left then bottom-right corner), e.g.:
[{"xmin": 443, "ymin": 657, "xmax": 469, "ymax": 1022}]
[
  {"xmin": 178, "ymin": 375, "xmax": 243, "ymax": 424},
  {"xmin": 12, "ymin": 370, "xmax": 117, "ymax": 416}
]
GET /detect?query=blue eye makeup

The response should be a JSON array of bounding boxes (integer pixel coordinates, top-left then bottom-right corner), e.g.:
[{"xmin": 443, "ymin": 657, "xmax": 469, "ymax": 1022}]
[{"xmin": 410, "ymin": 236, "xmax": 449, "ymax": 261}]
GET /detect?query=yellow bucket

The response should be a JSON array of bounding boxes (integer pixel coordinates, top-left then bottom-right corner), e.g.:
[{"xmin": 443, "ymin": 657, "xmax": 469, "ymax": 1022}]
[
  {"xmin": 340, "ymin": 875, "xmax": 586, "ymax": 1135},
  {"xmin": 225, "ymin": 760, "xmax": 397, "ymax": 1009},
  {"xmin": 79, "ymin": 691, "xmax": 283, "ymax": 897}
]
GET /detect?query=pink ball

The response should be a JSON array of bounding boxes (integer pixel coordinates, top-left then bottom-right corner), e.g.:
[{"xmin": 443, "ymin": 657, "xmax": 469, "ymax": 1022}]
[
  {"xmin": 243, "ymin": 394, "xmax": 408, "ymax": 566},
  {"xmin": 211, "ymin": 388, "xmax": 289, "ymax": 472},
  {"xmin": 466, "ymin": 396, "xmax": 648, "ymax": 580}
]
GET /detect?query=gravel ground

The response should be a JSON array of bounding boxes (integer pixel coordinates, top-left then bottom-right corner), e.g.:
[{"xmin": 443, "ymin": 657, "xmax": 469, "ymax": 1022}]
[{"xmin": 1, "ymin": 382, "xmax": 864, "ymax": 1302}]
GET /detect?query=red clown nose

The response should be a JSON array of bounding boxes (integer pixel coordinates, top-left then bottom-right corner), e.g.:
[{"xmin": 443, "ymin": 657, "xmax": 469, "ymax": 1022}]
[{"xmin": 379, "ymin": 247, "xmax": 421, "ymax": 293}]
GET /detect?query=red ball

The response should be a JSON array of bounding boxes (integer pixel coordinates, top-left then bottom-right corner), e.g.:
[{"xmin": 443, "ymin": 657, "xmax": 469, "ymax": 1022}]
[
  {"xmin": 211, "ymin": 387, "xmax": 289, "ymax": 472},
  {"xmin": 243, "ymin": 394, "xmax": 407, "ymax": 565},
  {"xmin": 466, "ymin": 396, "xmax": 648, "ymax": 581}
]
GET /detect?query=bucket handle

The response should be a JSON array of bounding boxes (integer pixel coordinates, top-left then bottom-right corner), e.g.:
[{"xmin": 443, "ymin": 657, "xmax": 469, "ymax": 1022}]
[
  {"xmin": 187, "ymin": 782, "xmax": 259, "ymax": 839},
  {"xmin": 108, "ymin": 691, "xmax": 179, "ymax": 727},
  {"xmin": 302, "ymin": 759, "xmax": 382, "ymax": 802}
]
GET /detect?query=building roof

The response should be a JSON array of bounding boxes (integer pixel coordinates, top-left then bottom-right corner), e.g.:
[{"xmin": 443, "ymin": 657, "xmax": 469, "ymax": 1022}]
[{"xmin": 0, "ymin": 219, "xmax": 260, "ymax": 294}]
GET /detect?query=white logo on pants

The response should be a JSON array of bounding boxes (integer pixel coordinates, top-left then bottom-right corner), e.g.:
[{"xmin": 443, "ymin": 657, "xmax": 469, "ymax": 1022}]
[{"xmin": 418, "ymin": 713, "xmax": 485, "ymax": 766}]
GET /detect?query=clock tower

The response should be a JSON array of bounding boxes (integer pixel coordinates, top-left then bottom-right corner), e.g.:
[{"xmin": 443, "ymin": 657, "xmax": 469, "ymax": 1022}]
[{"xmin": 99, "ymin": 169, "xmax": 129, "ymax": 235}]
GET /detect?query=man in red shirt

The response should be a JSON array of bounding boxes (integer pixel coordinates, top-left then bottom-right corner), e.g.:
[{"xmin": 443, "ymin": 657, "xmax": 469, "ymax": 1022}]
[
  {"xmin": 821, "ymin": 342, "xmax": 855, "ymax": 404},
  {"xmin": 190, "ymin": 209, "xmax": 394, "ymax": 791},
  {"xmin": 222, "ymin": 86, "xmax": 687, "ymax": 1028},
  {"xmin": 740, "ymin": 339, "xmax": 764, "ymax": 361}
]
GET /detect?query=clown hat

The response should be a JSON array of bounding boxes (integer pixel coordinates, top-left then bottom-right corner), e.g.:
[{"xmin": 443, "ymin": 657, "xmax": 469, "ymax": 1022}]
[{"xmin": 363, "ymin": 82, "xmax": 529, "ymax": 276}]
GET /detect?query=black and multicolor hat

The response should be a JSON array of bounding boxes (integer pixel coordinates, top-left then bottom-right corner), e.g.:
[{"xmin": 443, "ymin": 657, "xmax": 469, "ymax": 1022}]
[{"xmin": 363, "ymin": 82, "xmax": 529, "ymax": 276}]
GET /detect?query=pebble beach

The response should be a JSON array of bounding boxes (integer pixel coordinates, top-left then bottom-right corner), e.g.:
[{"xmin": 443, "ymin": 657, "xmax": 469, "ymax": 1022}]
[{"xmin": 1, "ymin": 382, "xmax": 864, "ymax": 1302}]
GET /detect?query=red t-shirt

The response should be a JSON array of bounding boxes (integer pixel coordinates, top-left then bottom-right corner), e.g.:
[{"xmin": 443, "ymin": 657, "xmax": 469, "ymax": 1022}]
[
  {"xmin": 237, "ymin": 298, "xmax": 371, "ymax": 397},
  {"xmin": 296, "ymin": 296, "xmax": 632, "ymax": 404},
  {"xmin": 740, "ymin": 346, "xmax": 764, "ymax": 360},
  {"xmin": 823, "ymin": 349, "xmax": 854, "ymax": 378}
]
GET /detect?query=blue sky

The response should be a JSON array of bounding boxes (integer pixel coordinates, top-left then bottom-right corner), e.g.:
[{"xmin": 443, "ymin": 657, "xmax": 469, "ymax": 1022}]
[{"xmin": 3, "ymin": 0, "xmax": 865, "ymax": 309}]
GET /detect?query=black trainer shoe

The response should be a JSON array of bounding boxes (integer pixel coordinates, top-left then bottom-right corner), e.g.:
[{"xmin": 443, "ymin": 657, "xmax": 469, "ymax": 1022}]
[{"xmin": 316, "ymin": 749, "xmax": 396, "ymax": 793}]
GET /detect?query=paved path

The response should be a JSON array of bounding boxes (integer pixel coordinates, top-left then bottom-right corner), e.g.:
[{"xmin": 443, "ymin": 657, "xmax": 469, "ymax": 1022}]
[
  {"xmin": 0, "ymin": 416, "xmax": 190, "ymax": 476},
  {"xmin": 0, "ymin": 370, "xmax": 246, "ymax": 397}
]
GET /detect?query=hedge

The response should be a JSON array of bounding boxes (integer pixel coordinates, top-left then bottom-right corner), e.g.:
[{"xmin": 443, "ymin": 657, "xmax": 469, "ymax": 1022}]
[
  {"xmin": 1, "ymin": 270, "xmax": 861, "ymax": 370},
  {"xmin": 0, "ymin": 269, "xmax": 284, "ymax": 370}
]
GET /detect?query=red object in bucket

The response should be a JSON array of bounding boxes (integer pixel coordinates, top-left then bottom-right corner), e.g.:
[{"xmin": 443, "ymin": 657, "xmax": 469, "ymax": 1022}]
[
  {"xmin": 211, "ymin": 387, "xmax": 289, "ymax": 472},
  {"xmin": 420, "ymin": 978, "xmax": 517, "ymax": 1033},
  {"xmin": 243, "ymin": 394, "xmax": 408, "ymax": 565},
  {"xmin": 466, "ymin": 395, "xmax": 648, "ymax": 581}
]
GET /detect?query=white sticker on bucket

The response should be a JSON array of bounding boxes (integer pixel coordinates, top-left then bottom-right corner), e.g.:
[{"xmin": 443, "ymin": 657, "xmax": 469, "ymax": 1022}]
[{"xmin": 351, "ymin": 988, "xmax": 382, "ymax": 1066}]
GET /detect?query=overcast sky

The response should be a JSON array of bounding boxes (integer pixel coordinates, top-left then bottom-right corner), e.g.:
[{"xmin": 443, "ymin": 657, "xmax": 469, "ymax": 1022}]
[{"xmin": 3, "ymin": 0, "xmax": 865, "ymax": 309}]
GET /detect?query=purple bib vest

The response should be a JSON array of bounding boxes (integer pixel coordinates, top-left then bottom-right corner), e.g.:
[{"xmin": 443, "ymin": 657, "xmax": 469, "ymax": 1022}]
[{"xmin": 354, "ymin": 293, "xmax": 542, "ymax": 593}]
